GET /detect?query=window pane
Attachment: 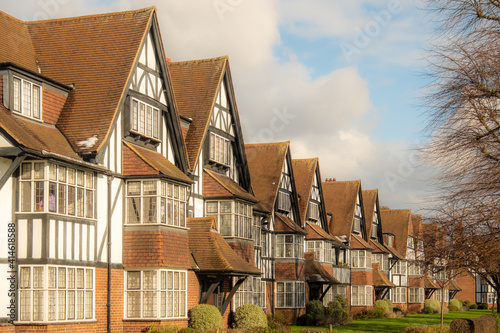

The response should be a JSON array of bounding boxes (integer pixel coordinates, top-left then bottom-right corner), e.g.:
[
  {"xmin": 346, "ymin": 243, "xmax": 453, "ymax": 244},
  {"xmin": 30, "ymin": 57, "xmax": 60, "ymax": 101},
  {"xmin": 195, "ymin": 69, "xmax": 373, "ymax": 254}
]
[
  {"xmin": 68, "ymin": 186, "xmax": 75, "ymax": 215},
  {"xmin": 220, "ymin": 214, "xmax": 231, "ymax": 236},
  {"xmin": 76, "ymin": 269, "xmax": 84, "ymax": 289},
  {"xmin": 132, "ymin": 100, "xmax": 138, "ymax": 131},
  {"xmin": 33, "ymin": 290, "xmax": 44, "ymax": 321},
  {"xmin": 167, "ymin": 199, "xmax": 173, "ymax": 225},
  {"xmin": 21, "ymin": 163, "xmax": 31, "ymax": 179},
  {"xmin": 77, "ymin": 188, "xmax": 84, "ymax": 217},
  {"xmin": 128, "ymin": 272, "xmax": 141, "ymax": 290},
  {"xmin": 13, "ymin": 77, "xmax": 21, "ymax": 111},
  {"xmin": 77, "ymin": 170, "xmax": 84, "ymax": 187},
  {"xmin": 21, "ymin": 181, "xmax": 32, "ymax": 212},
  {"xmin": 180, "ymin": 202, "xmax": 185, "ymax": 227},
  {"xmin": 85, "ymin": 291, "xmax": 93, "ymax": 319},
  {"xmin": 67, "ymin": 290, "xmax": 75, "ymax": 320},
  {"xmin": 58, "ymin": 290, "xmax": 66, "ymax": 320},
  {"xmin": 68, "ymin": 268, "xmax": 75, "ymax": 289},
  {"xmin": 174, "ymin": 200, "xmax": 179, "ymax": 226},
  {"xmin": 143, "ymin": 181, "xmax": 157, "ymax": 195},
  {"xmin": 85, "ymin": 269, "xmax": 93, "ymax": 289},
  {"xmin": 48, "ymin": 290, "xmax": 56, "ymax": 320},
  {"xmin": 48, "ymin": 267, "xmax": 56, "ymax": 288},
  {"xmin": 139, "ymin": 103, "xmax": 145, "ymax": 133},
  {"xmin": 86, "ymin": 189, "xmax": 93, "ymax": 218},
  {"xmin": 34, "ymin": 162, "xmax": 44, "ymax": 179},
  {"xmin": 49, "ymin": 164, "xmax": 57, "ymax": 181},
  {"xmin": 146, "ymin": 106, "xmax": 152, "ymax": 137},
  {"xmin": 86, "ymin": 172, "xmax": 94, "ymax": 189},
  {"xmin": 49, "ymin": 182, "xmax": 57, "ymax": 212},
  {"xmin": 58, "ymin": 184, "xmax": 66, "ymax": 214},
  {"xmin": 34, "ymin": 181, "xmax": 44, "ymax": 212},
  {"xmin": 23, "ymin": 81, "xmax": 31, "ymax": 116},
  {"xmin": 206, "ymin": 202, "xmax": 218, "ymax": 214},
  {"xmin": 68, "ymin": 169, "xmax": 75, "ymax": 185},
  {"xmin": 58, "ymin": 268, "xmax": 66, "ymax": 288},
  {"xmin": 76, "ymin": 290, "xmax": 84, "ymax": 319}
]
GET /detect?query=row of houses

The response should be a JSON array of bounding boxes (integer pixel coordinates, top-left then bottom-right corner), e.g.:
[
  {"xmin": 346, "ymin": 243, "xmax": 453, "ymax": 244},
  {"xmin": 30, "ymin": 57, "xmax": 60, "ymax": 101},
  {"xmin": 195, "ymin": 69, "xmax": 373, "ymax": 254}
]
[{"xmin": 0, "ymin": 6, "xmax": 491, "ymax": 333}]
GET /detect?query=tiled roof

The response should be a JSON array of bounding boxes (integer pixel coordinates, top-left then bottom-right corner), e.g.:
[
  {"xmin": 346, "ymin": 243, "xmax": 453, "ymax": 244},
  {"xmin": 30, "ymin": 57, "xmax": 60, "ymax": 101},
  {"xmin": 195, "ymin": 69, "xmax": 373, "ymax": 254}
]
[
  {"xmin": 412, "ymin": 214, "xmax": 423, "ymax": 240},
  {"xmin": 351, "ymin": 234, "xmax": 372, "ymax": 250},
  {"xmin": 122, "ymin": 141, "xmax": 192, "ymax": 184},
  {"xmin": 245, "ymin": 142, "xmax": 289, "ymax": 213},
  {"xmin": 424, "ymin": 275, "xmax": 438, "ymax": 289},
  {"xmin": 448, "ymin": 280, "xmax": 461, "ymax": 291},
  {"xmin": 0, "ymin": 105, "xmax": 79, "ymax": 159},
  {"xmin": 380, "ymin": 208, "xmax": 413, "ymax": 257},
  {"xmin": 203, "ymin": 169, "xmax": 258, "ymax": 203},
  {"xmin": 369, "ymin": 239, "xmax": 390, "ymax": 254},
  {"xmin": 23, "ymin": 8, "xmax": 155, "ymax": 153},
  {"xmin": 275, "ymin": 213, "xmax": 307, "ymax": 235},
  {"xmin": 322, "ymin": 180, "xmax": 361, "ymax": 241},
  {"xmin": 167, "ymin": 56, "xmax": 227, "ymax": 170},
  {"xmin": 187, "ymin": 217, "xmax": 261, "ymax": 275},
  {"xmin": 306, "ymin": 222, "xmax": 335, "ymax": 241},
  {"xmin": 372, "ymin": 263, "xmax": 395, "ymax": 287},
  {"xmin": 362, "ymin": 189, "xmax": 378, "ymax": 238},
  {"xmin": 304, "ymin": 253, "xmax": 340, "ymax": 284},
  {"xmin": 292, "ymin": 158, "xmax": 318, "ymax": 226},
  {"xmin": 384, "ymin": 243, "xmax": 405, "ymax": 260}
]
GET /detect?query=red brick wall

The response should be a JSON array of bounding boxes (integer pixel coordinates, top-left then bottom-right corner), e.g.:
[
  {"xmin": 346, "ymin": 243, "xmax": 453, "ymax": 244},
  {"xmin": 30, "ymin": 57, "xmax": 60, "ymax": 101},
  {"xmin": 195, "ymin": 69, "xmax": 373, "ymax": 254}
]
[
  {"xmin": 11, "ymin": 267, "xmax": 123, "ymax": 333},
  {"xmin": 123, "ymin": 319, "xmax": 187, "ymax": 333},
  {"xmin": 275, "ymin": 308, "xmax": 305, "ymax": 325},
  {"xmin": 0, "ymin": 325, "xmax": 14, "ymax": 333},
  {"xmin": 187, "ymin": 270, "xmax": 200, "ymax": 310},
  {"xmin": 351, "ymin": 269, "xmax": 373, "ymax": 286},
  {"xmin": 455, "ymin": 272, "xmax": 476, "ymax": 304},
  {"xmin": 123, "ymin": 230, "xmax": 190, "ymax": 269},
  {"xmin": 42, "ymin": 88, "xmax": 67, "ymax": 125},
  {"xmin": 275, "ymin": 261, "xmax": 305, "ymax": 281},
  {"xmin": 227, "ymin": 241, "xmax": 255, "ymax": 266},
  {"xmin": 264, "ymin": 280, "xmax": 274, "ymax": 314},
  {"xmin": 409, "ymin": 276, "xmax": 425, "ymax": 288}
]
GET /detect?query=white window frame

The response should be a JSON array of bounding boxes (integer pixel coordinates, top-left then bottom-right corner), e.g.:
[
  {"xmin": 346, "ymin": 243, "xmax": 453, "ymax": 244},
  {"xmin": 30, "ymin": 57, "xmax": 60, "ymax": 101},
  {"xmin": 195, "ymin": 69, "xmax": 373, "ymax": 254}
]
[
  {"xmin": 209, "ymin": 132, "xmax": 231, "ymax": 166},
  {"xmin": 372, "ymin": 253, "xmax": 388, "ymax": 271},
  {"xmin": 277, "ymin": 191, "xmax": 291, "ymax": 213},
  {"xmin": 352, "ymin": 250, "xmax": 371, "ymax": 268},
  {"xmin": 205, "ymin": 200, "xmax": 252, "ymax": 238},
  {"xmin": 13, "ymin": 76, "xmax": 42, "ymax": 120},
  {"xmin": 351, "ymin": 285, "xmax": 372, "ymax": 306},
  {"xmin": 276, "ymin": 234, "xmax": 304, "ymax": 259},
  {"xmin": 131, "ymin": 98, "xmax": 160, "ymax": 140},
  {"xmin": 126, "ymin": 180, "xmax": 187, "ymax": 227},
  {"xmin": 409, "ymin": 287, "xmax": 424, "ymax": 303},
  {"xmin": 19, "ymin": 162, "xmax": 95, "ymax": 219},
  {"xmin": 392, "ymin": 260, "xmax": 407, "ymax": 275},
  {"xmin": 233, "ymin": 277, "xmax": 266, "ymax": 309},
  {"xmin": 408, "ymin": 262, "xmax": 422, "ymax": 276},
  {"xmin": 323, "ymin": 285, "xmax": 347, "ymax": 306},
  {"xmin": 392, "ymin": 286, "xmax": 407, "ymax": 304},
  {"xmin": 125, "ymin": 269, "xmax": 187, "ymax": 319},
  {"xmin": 306, "ymin": 240, "xmax": 332, "ymax": 263},
  {"xmin": 18, "ymin": 265, "xmax": 94, "ymax": 323},
  {"xmin": 276, "ymin": 281, "xmax": 305, "ymax": 308},
  {"xmin": 307, "ymin": 201, "xmax": 320, "ymax": 221}
]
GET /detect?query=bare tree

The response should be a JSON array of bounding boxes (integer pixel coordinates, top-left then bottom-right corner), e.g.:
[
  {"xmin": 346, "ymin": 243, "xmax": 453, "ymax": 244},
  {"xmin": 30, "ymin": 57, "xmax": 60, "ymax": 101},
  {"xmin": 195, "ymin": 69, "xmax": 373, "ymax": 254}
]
[{"xmin": 422, "ymin": 0, "xmax": 500, "ymax": 312}]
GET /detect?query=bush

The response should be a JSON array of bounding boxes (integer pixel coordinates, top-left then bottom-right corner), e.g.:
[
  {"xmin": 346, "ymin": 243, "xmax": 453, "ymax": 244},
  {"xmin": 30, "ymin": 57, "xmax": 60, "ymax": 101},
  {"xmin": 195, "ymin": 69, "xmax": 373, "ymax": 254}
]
[
  {"xmin": 268, "ymin": 312, "xmax": 285, "ymax": 324},
  {"xmin": 424, "ymin": 299, "xmax": 441, "ymax": 311},
  {"xmin": 463, "ymin": 300, "xmax": 471, "ymax": 307},
  {"xmin": 423, "ymin": 306, "xmax": 435, "ymax": 314},
  {"xmin": 325, "ymin": 300, "xmax": 348, "ymax": 325},
  {"xmin": 449, "ymin": 299, "xmax": 461, "ymax": 311},
  {"xmin": 335, "ymin": 295, "xmax": 348, "ymax": 310},
  {"xmin": 296, "ymin": 314, "xmax": 315, "ymax": 326},
  {"xmin": 233, "ymin": 304, "xmax": 267, "ymax": 329},
  {"xmin": 188, "ymin": 304, "xmax": 223, "ymax": 330},
  {"xmin": 477, "ymin": 303, "xmax": 488, "ymax": 310},
  {"xmin": 384, "ymin": 299, "xmax": 394, "ymax": 312},
  {"xmin": 393, "ymin": 307, "xmax": 403, "ymax": 313},
  {"xmin": 375, "ymin": 299, "xmax": 390, "ymax": 313},
  {"xmin": 306, "ymin": 300, "xmax": 325, "ymax": 324},
  {"xmin": 469, "ymin": 304, "xmax": 478, "ymax": 309},
  {"xmin": 146, "ymin": 324, "xmax": 179, "ymax": 333},
  {"xmin": 178, "ymin": 328, "xmax": 196, "ymax": 333}
]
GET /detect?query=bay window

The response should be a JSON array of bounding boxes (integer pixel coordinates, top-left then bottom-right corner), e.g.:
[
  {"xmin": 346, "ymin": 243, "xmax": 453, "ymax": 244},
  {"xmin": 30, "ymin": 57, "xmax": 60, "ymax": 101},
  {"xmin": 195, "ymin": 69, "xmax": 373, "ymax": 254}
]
[
  {"xmin": 205, "ymin": 200, "xmax": 252, "ymax": 238},
  {"xmin": 19, "ymin": 162, "xmax": 95, "ymax": 219},
  {"xmin": 276, "ymin": 281, "xmax": 305, "ymax": 308},
  {"xmin": 392, "ymin": 287, "xmax": 406, "ymax": 303},
  {"xmin": 18, "ymin": 265, "xmax": 94, "ymax": 322},
  {"xmin": 126, "ymin": 180, "xmax": 187, "ymax": 227},
  {"xmin": 409, "ymin": 288, "xmax": 424, "ymax": 303},
  {"xmin": 131, "ymin": 98, "xmax": 160, "ymax": 140},
  {"xmin": 351, "ymin": 285, "xmax": 372, "ymax": 306},
  {"xmin": 276, "ymin": 234, "xmax": 304, "ymax": 259},
  {"xmin": 352, "ymin": 250, "xmax": 371, "ymax": 268},
  {"xmin": 372, "ymin": 253, "xmax": 388, "ymax": 271},
  {"xmin": 408, "ymin": 262, "xmax": 422, "ymax": 276},
  {"xmin": 233, "ymin": 277, "xmax": 266, "ymax": 309},
  {"xmin": 209, "ymin": 132, "xmax": 231, "ymax": 166},
  {"xmin": 13, "ymin": 76, "xmax": 42, "ymax": 120},
  {"xmin": 125, "ymin": 270, "xmax": 187, "ymax": 319},
  {"xmin": 277, "ymin": 191, "xmax": 291, "ymax": 213},
  {"xmin": 306, "ymin": 240, "xmax": 332, "ymax": 263},
  {"xmin": 307, "ymin": 202, "xmax": 319, "ymax": 221},
  {"xmin": 392, "ymin": 260, "xmax": 407, "ymax": 275},
  {"xmin": 323, "ymin": 285, "xmax": 347, "ymax": 306}
]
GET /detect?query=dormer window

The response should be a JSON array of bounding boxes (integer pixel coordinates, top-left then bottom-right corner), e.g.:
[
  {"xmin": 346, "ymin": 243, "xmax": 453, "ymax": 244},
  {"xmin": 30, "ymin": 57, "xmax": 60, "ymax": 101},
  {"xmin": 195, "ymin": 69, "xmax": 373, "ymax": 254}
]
[
  {"xmin": 13, "ymin": 76, "xmax": 41, "ymax": 120},
  {"xmin": 131, "ymin": 98, "xmax": 160, "ymax": 140},
  {"xmin": 352, "ymin": 195, "xmax": 362, "ymax": 235},
  {"xmin": 307, "ymin": 202, "xmax": 319, "ymax": 221},
  {"xmin": 277, "ymin": 191, "xmax": 291, "ymax": 213},
  {"xmin": 209, "ymin": 132, "xmax": 231, "ymax": 166}
]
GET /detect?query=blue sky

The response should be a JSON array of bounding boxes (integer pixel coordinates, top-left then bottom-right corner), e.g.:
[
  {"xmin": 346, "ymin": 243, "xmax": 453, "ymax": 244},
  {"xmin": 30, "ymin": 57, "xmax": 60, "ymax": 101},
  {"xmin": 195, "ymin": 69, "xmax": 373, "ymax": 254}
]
[{"xmin": 3, "ymin": 0, "xmax": 436, "ymax": 212}]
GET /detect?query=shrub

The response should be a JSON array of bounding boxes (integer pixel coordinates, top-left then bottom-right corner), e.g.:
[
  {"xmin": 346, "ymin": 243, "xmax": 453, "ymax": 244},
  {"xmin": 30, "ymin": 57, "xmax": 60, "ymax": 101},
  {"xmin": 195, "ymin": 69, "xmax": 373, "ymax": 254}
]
[
  {"xmin": 375, "ymin": 299, "xmax": 390, "ymax": 313},
  {"xmin": 268, "ymin": 312, "xmax": 285, "ymax": 324},
  {"xmin": 178, "ymin": 328, "xmax": 196, "ymax": 333},
  {"xmin": 393, "ymin": 307, "xmax": 403, "ymax": 313},
  {"xmin": 449, "ymin": 299, "xmax": 461, "ymax": 311},
  {"xmin": 463, "ymin": 300, "xmax": 471, "ymax": 307},
  {"xmin": 233, "ymin": 304, "xmax": 267, "ymax": 329},
  {"xmin": 296, "ymin": 314, "xmax": 315, "ymax": 326},
  {"xmin": 306, "ymin": 300, "xmax": 325, "ymax": 323},
  {"xmin": 423, "ymin": 306, "xmax": 434, "ymax": 314},
  {"xmin": 384, "ymin": 299, "xmax": 394, "ymax": 312},
  {"xmin": 469, "ymin": 304, "xmax": 478, "ymax": 309},
  {"xmin": 424, "ymin": 299, "xmax": 441, "ymax": 311},
  {"xmin": 326, "ymin": 300, "xmax": 348, "ymax": 325},
  {"xmin": 188, "ymin": 304, "xmax": 223, "ymax": 330},
  {"xmin": 335, "ymin": 295, "xmax": 348, "ymax": 310},
  {"xmin": 146, "ymin": 324, "xmax": 179, "ymax": 333},
  {"xmin": 477, "ymin": 303, "xmax": 488, "ymax": 310},
  {"xmin": 356, "ymin": 308, "xmax": 385, "ymax": 319}
]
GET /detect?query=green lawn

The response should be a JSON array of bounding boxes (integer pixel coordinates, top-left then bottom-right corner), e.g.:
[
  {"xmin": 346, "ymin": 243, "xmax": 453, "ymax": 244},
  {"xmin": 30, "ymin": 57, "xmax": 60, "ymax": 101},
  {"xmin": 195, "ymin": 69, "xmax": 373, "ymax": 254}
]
[{"xmin": 291, "ymin": 310, "xmax": 493, "ymax": 333}]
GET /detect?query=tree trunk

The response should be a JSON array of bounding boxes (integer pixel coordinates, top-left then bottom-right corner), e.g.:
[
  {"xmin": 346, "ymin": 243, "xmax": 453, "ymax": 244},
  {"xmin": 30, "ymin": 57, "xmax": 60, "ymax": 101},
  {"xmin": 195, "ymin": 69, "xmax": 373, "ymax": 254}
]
[
  {"xmin": 440, "ymin": 287, "xmax": 444, "ymax": 330},
  {"xmin": 497, "ymin": 289, "xmax": 500, "ymax": 313}
]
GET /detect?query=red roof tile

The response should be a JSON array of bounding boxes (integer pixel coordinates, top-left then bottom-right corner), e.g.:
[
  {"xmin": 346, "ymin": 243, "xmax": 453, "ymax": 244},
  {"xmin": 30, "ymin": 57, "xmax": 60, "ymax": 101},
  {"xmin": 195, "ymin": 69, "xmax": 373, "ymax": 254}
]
[
  {"xmin": 369, "ymin": 239, "xmax": 390, "ymax": 254},
  {"xmin": 424, "ymin": 275, "xmax": 438, "ymax": 289},
  {"xmin": 380, "ymin": 209, "xmax": 413, "ymax": 257},
  {"xmin": 168, "ymin": 57, "xmax": 226, "ymax": 170},
  {"xmin": 245, "ymin": 142, "xmax": 289, "ymax": 213},
  {"xmin": 24, "ymin": 8, "xmax": 154, "ymax": 153},
  {"xmin": 362, "ymin": 189, "xmax": 378, "ymax": 238},
  {"xmin": 351, "ymin": 234, "xmax": 372, "ymax": 250},
  {"xmin": 322, "ymin": 180, "xmax": 361, "ymax": 241},
  {"xmin": 372, "ymin": 263, "xmax": 395, "ymax": 287},
  {"xmin": 122, "ymin": 141, "xmax": 192, "ymax": 184},
  {"xmin": 305, "ymin": 252, "xmax": 340, "ymax": 284},
  {"xmin": 203, "ymin": 169, "xmax": 258, "ymax": 203},
  {"xmin": 187, "ymin": 216, "xmax": 260, "ymax": 275},
  {"xmin": 292, "ymin": 158, "xmax": 318, "ymax": 226},
  {"xmin": 306, "ymin": 222, "xmax": 335, "ymax": 241},
  {"xmin": 275, "ymin": 213, "xmax": 307, "ymax": 235}
]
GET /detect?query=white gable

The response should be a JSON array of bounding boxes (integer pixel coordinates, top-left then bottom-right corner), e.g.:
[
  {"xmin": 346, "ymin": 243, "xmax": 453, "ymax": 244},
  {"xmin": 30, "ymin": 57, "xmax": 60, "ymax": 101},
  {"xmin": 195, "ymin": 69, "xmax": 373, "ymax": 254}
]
[
  {"xmin": 0, "ymin": 134, "xmax": 14, "ymax": 148},
  {"xmin": 209, "ymin": 81, "xmax": 234, "ymax": 136}
]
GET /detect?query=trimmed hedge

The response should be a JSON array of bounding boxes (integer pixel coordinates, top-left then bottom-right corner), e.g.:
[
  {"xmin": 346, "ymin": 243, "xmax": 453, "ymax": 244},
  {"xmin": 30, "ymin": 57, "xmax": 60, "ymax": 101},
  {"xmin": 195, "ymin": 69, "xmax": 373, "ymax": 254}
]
[
  {"xmin": 450, "ymin": 315, "xmax": 497, "ymax": 333},
  {"xmin": 306, "ymin": 300, "xmax": 325, "ymax": 323},
  {"xmin": 188, "ymin": 304, "xmax": 223, "ymax": 330},
  {"xmin": 233, "ymin": 304, "xmax": 268, "ymax": 328},
  {"xmin": 424, "ymin": 299, "xmax": 440, "ymax": 312},
  {"xmin": 449, "ymin": 299, "xmax": 461, "ymax": 310},
  {"xmin": 375, "ymin": 299, "xmax": 390, "ymax": 313}
]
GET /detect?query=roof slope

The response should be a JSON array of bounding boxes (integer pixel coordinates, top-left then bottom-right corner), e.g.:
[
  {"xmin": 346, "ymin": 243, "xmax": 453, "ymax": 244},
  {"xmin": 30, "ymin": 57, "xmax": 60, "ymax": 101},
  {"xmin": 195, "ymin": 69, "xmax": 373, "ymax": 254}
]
[
  {"xmin": 380, "ymin": 208, "xmax": 413, "ymax": 257},
  {"xmin": 203, "ymin": 169, "xmax": 257, "ymax": 203},
  {"xmin": 187, "ymin": 216, "xmax": 260, "ymax": 275},
  {"xmin": 292, "ymin": 158, "xmax": 317, "ymax": 226},
  {"xmin": 322, "ymin": 180, "xmax": 360, "ymax": 240},
  {"xmin": 25, "ymin": 7, "xmax": 154, "ymax": 153},
  {"xmin": 362, "ymin": 189, "xmax": 378, "ymax": 238},
  {"xmin": 245, "ymin": 142, "xmax": 289, "ymax": 213},
  {"xmin": 304, "ymin": 253, "xmax": 340, "ymax": 284},
  {"xmin": 168, "ymin": 57, "xmax": 226, "ymax": 169}
]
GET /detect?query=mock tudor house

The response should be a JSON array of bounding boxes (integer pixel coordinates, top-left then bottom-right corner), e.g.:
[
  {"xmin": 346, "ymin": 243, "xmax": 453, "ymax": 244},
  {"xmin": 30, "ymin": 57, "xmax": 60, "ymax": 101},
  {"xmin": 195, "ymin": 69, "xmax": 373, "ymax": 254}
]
[
  {"xmin": 322, "ymin": 179, "xmax": 373, "ymax": 314},
  {"xmin": 245, "ymin": 142, "xmax": 307, "ymax": 323},
  {"xmin": 291, "ymin": 159, "xmax": 347, "ymax": 305}
]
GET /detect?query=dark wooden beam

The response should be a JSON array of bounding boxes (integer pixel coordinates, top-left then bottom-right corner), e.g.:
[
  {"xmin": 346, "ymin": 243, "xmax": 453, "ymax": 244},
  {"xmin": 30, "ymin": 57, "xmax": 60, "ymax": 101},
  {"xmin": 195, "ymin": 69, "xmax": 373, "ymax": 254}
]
[
  {"xmin": 319, "ymin": 284, "xmax": 332, "ymax": 301},
  {"xmin": 0, "ymin": 154, "xmax": 25, "ymax": 191},
  {"xmin": 200, "ymin": 276, "xmax": 224, "ymax": 304},
  {"xmin": 220, "ymin": 276, "xmax": 247, "ymax": 315},
  {"xmin": 0, "ymin": 147, "xmax": 23, "ymax": 157}
]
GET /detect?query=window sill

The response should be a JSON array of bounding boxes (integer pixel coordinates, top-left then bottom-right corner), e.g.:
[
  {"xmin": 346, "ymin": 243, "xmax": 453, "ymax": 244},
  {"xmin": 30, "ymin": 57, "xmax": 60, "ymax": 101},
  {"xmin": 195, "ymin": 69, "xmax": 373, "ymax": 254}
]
[
  {"xmin": 14, "ymin": 319, "xmax": 97, "ymax": 325},
  {"xmin": 15, "ymin": 212, "xmax": 97, "ymax": 223},
  {"xmin": 123, "ymin": 317, "xmax": 188, "ymax": 322}
]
